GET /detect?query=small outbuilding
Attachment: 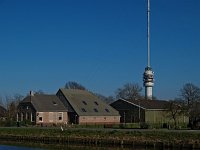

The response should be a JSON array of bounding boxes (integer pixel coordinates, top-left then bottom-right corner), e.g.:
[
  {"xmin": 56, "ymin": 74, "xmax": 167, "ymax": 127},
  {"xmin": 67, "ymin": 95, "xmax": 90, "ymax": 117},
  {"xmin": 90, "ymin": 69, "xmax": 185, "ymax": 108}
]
[{"xmin": 110, "ymin": 98, "xmax": 188, "ymax": 126}]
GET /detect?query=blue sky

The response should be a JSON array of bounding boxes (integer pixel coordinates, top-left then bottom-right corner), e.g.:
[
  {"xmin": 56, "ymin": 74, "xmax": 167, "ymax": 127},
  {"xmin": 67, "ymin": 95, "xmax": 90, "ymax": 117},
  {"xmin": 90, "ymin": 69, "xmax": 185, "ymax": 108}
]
[{"xmin": 0, "ymin": 0, "xmax": 199, "ymax": 100}]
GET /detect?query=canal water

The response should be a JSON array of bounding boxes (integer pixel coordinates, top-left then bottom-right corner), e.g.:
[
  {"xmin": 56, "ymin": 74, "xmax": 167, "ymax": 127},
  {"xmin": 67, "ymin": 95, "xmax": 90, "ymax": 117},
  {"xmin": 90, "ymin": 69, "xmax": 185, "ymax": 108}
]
[
  {"xmin": 0, "ymin": 141, "xmax": 141, "ymax": 150},
  {"xmin": 0, "ymin": 145, "xmax": 43, "ymax": 150},
  {"xmin": 0, "ymin": 145, "xmax": 135, "ymax": 150},
  {"xmin": 0, "ymin": 143, "xmax": 151, "ymax": 150},
  {"xmin": 1, "ymin": 141, "xmax": 193, "ymax": 150}
]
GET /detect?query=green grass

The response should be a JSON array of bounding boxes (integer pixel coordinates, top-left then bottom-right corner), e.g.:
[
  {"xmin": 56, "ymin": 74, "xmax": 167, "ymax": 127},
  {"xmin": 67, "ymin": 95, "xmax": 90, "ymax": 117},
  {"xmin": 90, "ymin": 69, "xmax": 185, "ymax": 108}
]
[
  {"xmin": 0, "ymin": 127, "xmax": 200, "ymax": 144},
  {"xmin": 0, "ymin": 119, "xmax": 197, "ymax": 147}
]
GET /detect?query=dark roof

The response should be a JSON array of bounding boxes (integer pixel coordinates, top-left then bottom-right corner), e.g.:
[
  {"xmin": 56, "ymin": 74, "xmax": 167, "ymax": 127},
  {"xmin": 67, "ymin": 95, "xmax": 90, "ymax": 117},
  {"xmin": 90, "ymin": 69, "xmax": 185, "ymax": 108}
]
[
  {"xmin": 59, "ymin": 88, "xmax": 120, "ymax": 116},
  {"xmin": 117, "ymin": 99, "xmax": 168, "ymax": 110},
  {"xmin": 21, "ymin": 95, "xmax": 67, "ymax": 112}
]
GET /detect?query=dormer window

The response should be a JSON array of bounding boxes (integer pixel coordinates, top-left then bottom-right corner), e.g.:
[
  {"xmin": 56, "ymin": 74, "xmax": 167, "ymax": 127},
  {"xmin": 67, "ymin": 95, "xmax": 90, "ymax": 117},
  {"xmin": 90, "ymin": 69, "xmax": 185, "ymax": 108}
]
[
  {"xmin": 81, "ymin": 108, "xmax": 87, "ymax": 112},
  {"xmin": 105, "ymin": 108, "xmax": 110, "ymax": 113},
  {"xmin": 94, "ymin": 108, "xmax": 98, "ymax": 112},
  {"xmin": 82, "ymin": 101, "xmax": 87, "ymax": 105},
  {"xmin": 53, "ymin": 101, "xmax": 57, "ymax": 105},
  {"xmin": 94, "ymin": 101, "xmax": 99, "ymax": 106}
]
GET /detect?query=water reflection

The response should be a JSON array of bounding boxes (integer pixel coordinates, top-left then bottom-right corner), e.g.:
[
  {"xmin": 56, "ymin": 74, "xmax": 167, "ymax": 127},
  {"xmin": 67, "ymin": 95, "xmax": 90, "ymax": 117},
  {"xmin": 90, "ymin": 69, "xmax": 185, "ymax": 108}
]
[
  {"xmin": 0, "ymin": 143, "xmax": 152, "ymax": 150},
  {"xmin": 0, "ymin": 145, "xmax": 128, "ymax": 150},
  {"xmin": 0, "ymin": 144, "xmax": 43, "ymax": 150},
  {"xmin": 2, "ymin": 141, "xmax": 181, "ymax": 150}
]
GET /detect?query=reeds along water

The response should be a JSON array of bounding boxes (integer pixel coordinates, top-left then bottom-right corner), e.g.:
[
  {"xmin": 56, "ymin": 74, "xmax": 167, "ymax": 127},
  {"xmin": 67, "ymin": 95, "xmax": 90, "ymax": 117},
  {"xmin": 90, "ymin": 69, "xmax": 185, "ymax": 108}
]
[{"xmin": 0, "ymin": 135, "xmax": 198, "ymax": 150}]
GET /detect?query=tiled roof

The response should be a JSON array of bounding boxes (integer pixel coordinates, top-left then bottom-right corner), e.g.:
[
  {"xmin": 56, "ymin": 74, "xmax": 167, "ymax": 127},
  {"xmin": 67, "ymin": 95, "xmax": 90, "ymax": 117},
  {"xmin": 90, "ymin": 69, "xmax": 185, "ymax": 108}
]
[
  {"xmin": 119, "ymin": 98, "xmax": 168, "ymax": 110},
  {"xmin": 59, "ymin": 88, "xmax": 120, "ymax": 116},
  {"xmin": 21, "ymin": 95, "xmax": 67, "ymax": 112}
]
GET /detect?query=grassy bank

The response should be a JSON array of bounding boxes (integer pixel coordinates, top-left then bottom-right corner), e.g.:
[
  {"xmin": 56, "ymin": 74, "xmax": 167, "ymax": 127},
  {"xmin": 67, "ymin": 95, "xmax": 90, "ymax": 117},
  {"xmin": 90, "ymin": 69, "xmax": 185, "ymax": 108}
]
[{"xmin": 0, "ymin": 127, "xmax": 200, "ymax": 148}]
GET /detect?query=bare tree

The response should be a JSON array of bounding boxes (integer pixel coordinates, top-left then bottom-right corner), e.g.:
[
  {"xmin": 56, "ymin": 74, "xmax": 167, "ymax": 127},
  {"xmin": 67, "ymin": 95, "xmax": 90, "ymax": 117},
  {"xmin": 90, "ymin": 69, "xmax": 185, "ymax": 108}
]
[
  {"xmin": 180, "ymin": 83, "xmax": 200, "ymax": 127},
  {"xmin": 181, "ymin": 83, "xmax": 200, "ymax": 105},
  {"xmin": 165, "ymin": 100, "xmax": 184, "ymax": 129},
  {"xmin": 65, "ymin": 81, "xmax": 86, "ymax": 90},
  {"xmin": 0, "ymin": 96, "xmax": 4, "ymax": 107},
  {"xmin": 95, "ymin": 93, "xmax": 115, "ymax": 104},
  {"xmin": 0, "ymin": 96, "xmax": 6, "ymax": 119},
  {"xmin": 116, "ymin": 83, "xmax": 142, "ymax": 100},
  {"xmin": 14, "ymin": 94, "xmax": 24, "ymax": 103},
  {"xmin": 5, "ymin": 94, "xmax": 24, "ymax": 121},
  {"xmin": 34, "ymin": 90, "xmax": 45, "ymax": 95},
  {"xmin": 5, "ymin": 95, "xmax": 15, "ymax": 121}
]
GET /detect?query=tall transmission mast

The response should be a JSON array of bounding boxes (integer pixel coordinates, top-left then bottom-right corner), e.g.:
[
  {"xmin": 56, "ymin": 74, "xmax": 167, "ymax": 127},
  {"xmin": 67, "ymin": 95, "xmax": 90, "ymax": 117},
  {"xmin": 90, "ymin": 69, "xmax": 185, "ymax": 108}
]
[{"xmin": 143, "ymin": 0, "xmax": 154, "ymax": 100}]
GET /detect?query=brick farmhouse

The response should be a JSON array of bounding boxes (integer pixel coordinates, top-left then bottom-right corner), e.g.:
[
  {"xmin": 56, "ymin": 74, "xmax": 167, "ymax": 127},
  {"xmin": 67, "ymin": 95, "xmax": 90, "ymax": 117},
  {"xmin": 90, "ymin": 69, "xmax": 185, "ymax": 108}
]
[{"xmin": 17, "ymin": 89, "xmax": 120, "ymax": 126}]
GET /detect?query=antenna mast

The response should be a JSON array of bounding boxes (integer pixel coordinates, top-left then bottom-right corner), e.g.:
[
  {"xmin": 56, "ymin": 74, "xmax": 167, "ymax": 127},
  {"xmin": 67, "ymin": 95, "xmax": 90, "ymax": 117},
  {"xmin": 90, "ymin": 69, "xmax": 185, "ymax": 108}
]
[
  {"xmin": 143, "ymin": 0, "xmax": 154, "ymax": 100},
  {"xmin": 147, "ymin": 0, "xmax": 150, "ymax": 67}
]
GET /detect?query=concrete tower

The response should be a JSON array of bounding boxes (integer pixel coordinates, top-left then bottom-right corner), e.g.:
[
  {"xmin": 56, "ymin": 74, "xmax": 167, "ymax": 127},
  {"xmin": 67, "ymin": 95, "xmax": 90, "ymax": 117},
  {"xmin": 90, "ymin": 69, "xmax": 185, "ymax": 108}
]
[{"xmin": 143, "ymin": 0, "xmax": 154, "ymax": 100}]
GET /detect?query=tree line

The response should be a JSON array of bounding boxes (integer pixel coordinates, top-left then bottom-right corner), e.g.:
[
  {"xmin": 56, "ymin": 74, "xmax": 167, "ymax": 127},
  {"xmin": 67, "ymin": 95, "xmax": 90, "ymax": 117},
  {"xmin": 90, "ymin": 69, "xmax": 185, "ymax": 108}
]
[{"xmin": 166, "ymin": 83, "xmax": 200, "ymax": 129}]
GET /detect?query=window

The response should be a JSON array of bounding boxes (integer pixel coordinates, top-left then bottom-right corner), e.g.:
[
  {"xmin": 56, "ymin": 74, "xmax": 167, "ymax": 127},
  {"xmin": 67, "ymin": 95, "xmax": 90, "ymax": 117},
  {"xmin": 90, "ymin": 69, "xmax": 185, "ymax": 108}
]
[
  {"xmin": 26, "ymin": 112, "xmax": 28, "ymax": 120},
  {"xmin": 21, "ymin": 113, "xmax": 24, "ymax": 121},
  {"xmin": 94, "ymin": 108, "xmax": 98, "ymax": 112},
  {"xmin": 31, "ymin": 112, "xmax": 35, "ymax": 122},
  {"xmin": 81, "ymin": 108, "xmax": 87, "ymax": 112},
  {"xmin": 94, "ymin": 101, "xmax": 99, "ymax": 106},
  {"xmin": 27, "ymin": 112, "xmax": 30, "ymax": 120},
  {"xmin": 105, "ymin": 108, "xmax": 110, "ymax": 113},
  {"xmin": 82, "ymin": 101, "xmax": 87, "ymax": 105},
  {"xmin": 49, "ymin": 112, "xmax": 53, "ymax": 122},
  {"xmin": 39, "ymin": 117, "xmax": 43, "ymax": 121},
  {"xmin": 58, "ymin": 112, "xmax": 63, "ymax": 121},
  {"xmin": 38, "ymin": 112, "xmax": 43, "ymax": 122},
  {"xmin": 17, "ymin": 113, "xmax": 19, "ymax": 122}
]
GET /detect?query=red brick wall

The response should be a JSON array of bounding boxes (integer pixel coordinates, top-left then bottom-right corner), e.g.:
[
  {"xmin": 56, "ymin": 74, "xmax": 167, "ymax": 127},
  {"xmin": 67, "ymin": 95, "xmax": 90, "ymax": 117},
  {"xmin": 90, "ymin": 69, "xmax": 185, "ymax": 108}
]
[
  {"xmin": 79, "ymin": 116, "xmax": 120, "ymax": 125},
  {"xmin": 36, "ymin": 112, "xmax": 68, "ymax": 126}
]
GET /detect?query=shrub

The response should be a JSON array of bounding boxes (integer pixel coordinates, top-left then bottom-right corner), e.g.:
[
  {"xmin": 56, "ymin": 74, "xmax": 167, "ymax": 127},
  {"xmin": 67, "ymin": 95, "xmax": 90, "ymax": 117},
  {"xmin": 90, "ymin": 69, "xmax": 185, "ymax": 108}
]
[
  {"xmin": 162, "ymin": 123, "xmax": 168, "ymax": 128},
  {"xmin": 140, "ymin": 122, "xmax": 150, "ymax": 129}
]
